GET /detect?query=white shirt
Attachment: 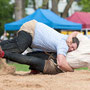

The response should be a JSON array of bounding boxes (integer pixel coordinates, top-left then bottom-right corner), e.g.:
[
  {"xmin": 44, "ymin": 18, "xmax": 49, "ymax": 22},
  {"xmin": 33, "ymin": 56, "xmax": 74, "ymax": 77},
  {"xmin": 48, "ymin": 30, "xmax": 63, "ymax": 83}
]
[
  {"xmin": 66, "ymin": 33, "xmax": 90, "ymax": 69},
  {"xmin": 1, "ymin": 36, "xmax": 8, "ymax": 40}
]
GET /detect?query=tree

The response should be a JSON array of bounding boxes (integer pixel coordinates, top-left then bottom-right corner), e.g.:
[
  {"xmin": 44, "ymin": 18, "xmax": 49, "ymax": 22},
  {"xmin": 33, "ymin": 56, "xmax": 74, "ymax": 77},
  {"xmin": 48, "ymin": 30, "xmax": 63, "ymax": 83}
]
[
  {"xmin": 78, "ymin": 0, "xmax": 90, "ymax": 12},
  {"xmin": 33, "ymin": 0, "xmax": 36, "ymax": 10},
  {"xmin": 51, "ymin": 0, "xmax": 59, "ymax": 15},
  {"xmin": 0, "ymin": 0, "xmax": 14, "ymax": 35},
  {"xmin": 15, "ymin": 0, "xmax": 29, "ymax": 21},
  {"xmin": 62, "ymin": 0, "xmax": 74, "ymax": 18},
  {"xmin": 42, "ymin": 0, "xmax": 49, "ymax": 9},
  {"xmin": 26, "ymin": 0, "xmax": 36, "ymax": 10},
  {"xmin": 15, "ymin": 0, "xmax": 25, "ymax": 20}
]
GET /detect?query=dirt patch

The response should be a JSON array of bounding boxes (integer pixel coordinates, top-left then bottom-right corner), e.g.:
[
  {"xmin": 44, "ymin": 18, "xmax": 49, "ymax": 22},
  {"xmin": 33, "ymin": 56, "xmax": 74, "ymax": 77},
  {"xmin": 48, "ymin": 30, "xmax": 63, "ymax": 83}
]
[
  {"xmin": 0, "ymin": 71, "xmax": 90, "ymax": 90},
  {"xmin": 0, "ymin": 58, "xmax": 90, "ymax": 90},
  {"xmin": 0, "ymin": 58, "xmax": 16, "ymax": 75}
]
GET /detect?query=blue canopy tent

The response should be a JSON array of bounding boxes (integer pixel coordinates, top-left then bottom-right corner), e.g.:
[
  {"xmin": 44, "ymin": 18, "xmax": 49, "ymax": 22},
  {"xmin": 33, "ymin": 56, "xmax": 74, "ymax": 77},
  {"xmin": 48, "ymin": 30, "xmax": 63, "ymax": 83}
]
[{"xmin": 5, "ymin": 9, "xmax": 82, "ymax": 31}]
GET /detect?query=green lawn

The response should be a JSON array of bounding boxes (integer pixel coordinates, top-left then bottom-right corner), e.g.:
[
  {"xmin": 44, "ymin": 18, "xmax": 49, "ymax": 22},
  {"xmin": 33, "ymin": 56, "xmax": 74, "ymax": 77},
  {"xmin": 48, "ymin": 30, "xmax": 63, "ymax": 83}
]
[
  {"xmin": 75, "ymin": 67, "xmax": 89, "ymax": 70},
  {"xmin": 9, "ymin": 63, "xmax": 89, "ymax": 71},
  {"xmin": 9, "ymin": 63, "xmax": 30, "ymax": 71}
]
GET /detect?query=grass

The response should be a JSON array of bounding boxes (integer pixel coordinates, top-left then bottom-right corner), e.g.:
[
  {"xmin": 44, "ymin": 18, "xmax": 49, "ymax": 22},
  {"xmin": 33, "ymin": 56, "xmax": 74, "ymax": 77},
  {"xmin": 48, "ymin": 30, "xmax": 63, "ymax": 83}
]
[
  {"xmin": 9, "ymin": 63, "xmax": 30, "ymax": 71},
  {"xmin": 75, "ymin": 67, "xmax": 89, "ymax": 70},
  {"xmin": 9, "ymin": 63, "xmax": 89, "ymax": 72}
]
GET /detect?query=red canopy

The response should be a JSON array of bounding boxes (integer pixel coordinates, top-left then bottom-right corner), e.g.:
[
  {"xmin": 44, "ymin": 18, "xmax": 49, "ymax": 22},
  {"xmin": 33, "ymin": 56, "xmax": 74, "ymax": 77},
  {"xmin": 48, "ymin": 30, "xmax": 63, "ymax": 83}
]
[{"xmin": 67, "ymin": 12, "xmax": 90, "ymax": 29}]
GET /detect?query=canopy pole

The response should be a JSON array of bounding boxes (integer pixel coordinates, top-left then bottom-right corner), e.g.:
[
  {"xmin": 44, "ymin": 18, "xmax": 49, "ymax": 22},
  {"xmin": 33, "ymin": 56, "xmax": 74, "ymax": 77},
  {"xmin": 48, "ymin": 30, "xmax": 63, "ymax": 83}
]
[{"xmin": 86, "ymin": 29, "xmax": 88, "ymax": 35}]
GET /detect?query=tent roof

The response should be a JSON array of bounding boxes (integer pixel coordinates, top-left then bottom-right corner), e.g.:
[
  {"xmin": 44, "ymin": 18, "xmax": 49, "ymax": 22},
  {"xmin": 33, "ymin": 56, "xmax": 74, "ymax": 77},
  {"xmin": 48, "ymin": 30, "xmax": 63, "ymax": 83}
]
[
  {"xmin": 67, "ymin": 12, "xmax": 90, "ymax": 29},
  {"xmin": 5, "ymin": 9, "xmax": 82, "ymax": 31}
]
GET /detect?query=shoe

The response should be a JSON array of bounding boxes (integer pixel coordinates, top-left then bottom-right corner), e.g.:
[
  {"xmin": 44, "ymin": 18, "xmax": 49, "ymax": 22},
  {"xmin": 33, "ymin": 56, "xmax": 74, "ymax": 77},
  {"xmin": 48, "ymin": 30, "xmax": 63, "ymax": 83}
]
[{"xmin": 29, "ymin": 70, "xmax": 40, "ymax": 74}]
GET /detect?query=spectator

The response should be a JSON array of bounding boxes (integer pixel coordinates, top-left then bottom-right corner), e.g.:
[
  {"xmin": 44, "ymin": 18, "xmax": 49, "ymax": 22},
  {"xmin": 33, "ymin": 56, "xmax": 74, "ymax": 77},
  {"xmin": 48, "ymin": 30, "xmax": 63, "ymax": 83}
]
[{"xmin": 0, "ymin": 32, "xmax": 8, "ymax": 41}]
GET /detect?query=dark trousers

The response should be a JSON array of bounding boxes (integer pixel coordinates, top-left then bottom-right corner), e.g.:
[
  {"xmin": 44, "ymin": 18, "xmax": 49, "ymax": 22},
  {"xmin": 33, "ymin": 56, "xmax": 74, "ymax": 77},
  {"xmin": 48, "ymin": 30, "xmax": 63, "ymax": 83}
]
[
  {"xmin": 4, "ymin": 51, "xmax": 49, "ymax": 72},
  {"xmin": 0, "ymin": 31, "xmax": 32, "ymax": 53},
  {"xmin": 4, "ymin": 51, "xmax": 61, "ymax": 74}
]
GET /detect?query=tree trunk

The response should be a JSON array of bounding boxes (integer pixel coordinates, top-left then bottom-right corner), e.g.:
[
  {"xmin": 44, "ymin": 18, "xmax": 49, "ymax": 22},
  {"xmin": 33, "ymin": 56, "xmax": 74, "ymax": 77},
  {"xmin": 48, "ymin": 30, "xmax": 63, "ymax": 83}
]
[
  {"xmin": 22, "ymin": 0, "xmax": 25, "ymax": 17},
  {"xmin": 15, "ymin": 0, "xmax": 25, "ymax": 20},
  {"xmin": 62, "ymin": 0, "xmax": 74, "ymax": 18},
  {"xmin": 33, "ymin": 0, "xmax": 36, "ymax": 10},
  {"xmin": 51, "ymin": 0, "xmax": 59, "ymax": 15},
  {"xmin": 42, "ymin": 0, "xmax": 49, "ymax": 9}
]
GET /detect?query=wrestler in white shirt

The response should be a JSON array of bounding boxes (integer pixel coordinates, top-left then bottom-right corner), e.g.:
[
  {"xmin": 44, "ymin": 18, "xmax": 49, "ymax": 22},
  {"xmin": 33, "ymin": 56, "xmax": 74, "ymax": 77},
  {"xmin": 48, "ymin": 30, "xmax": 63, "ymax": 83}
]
[{"xmin": 67, "ymin": 33, "xmax": 90, "ymax": 69}]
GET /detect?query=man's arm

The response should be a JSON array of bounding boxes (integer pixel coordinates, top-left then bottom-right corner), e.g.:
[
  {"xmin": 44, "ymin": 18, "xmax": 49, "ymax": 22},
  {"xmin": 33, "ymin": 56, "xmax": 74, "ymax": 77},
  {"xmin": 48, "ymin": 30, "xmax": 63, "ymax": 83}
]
[
  {"xmin": 57, "ymin": 54, "xmax": 74, "ymax": 72},
  {"xmin": 67, "ymin": 31, "xmax": 80, "ymax": 47}
]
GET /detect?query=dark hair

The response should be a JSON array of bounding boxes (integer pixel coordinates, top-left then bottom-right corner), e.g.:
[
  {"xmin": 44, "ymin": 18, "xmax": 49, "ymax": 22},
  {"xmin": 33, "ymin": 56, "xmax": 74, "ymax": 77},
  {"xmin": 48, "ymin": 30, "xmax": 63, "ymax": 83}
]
[{"xmin": 72, "ymin": 37, "xmax": 79, "ymax": 48}]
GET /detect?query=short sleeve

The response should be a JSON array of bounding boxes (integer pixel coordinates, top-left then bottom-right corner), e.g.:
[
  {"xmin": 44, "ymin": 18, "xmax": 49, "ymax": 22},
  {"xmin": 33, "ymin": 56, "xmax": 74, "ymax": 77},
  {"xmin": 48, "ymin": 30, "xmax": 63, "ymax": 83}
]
[{"xmin": 57, "ymin": 41, "xmax": 69, "ymax": 56}]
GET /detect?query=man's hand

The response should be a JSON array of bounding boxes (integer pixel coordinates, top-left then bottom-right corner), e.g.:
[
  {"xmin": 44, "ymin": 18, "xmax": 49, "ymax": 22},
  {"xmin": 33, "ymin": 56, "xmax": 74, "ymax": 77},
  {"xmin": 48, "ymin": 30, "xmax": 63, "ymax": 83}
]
[
  {"xmin": 66, "ymin": 41, "xmax": 72, "ymax": 47},
  {"xmin": 57, "ymin": 54, "xmax": 74, "ymax": 72},
  {"xmin": 66, "ymin": 31, "xmax": 80, "ymax": 47},
  {"xmin": 0, "ymin": 46, "xmax": 5, "ymax": 58}
]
